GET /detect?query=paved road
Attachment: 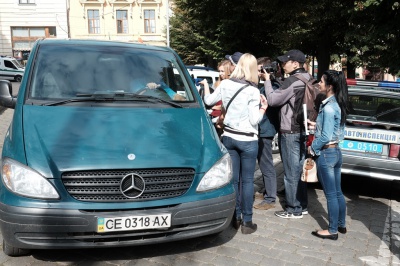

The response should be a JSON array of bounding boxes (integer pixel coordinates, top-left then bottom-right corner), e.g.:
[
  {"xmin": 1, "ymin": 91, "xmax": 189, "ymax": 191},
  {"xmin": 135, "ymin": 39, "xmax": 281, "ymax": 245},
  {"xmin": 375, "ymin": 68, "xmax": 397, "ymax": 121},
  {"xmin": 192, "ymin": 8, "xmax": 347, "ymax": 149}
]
[{"xmin": 0, "ymin": 82, "xmax": 399, "ymax": 265}]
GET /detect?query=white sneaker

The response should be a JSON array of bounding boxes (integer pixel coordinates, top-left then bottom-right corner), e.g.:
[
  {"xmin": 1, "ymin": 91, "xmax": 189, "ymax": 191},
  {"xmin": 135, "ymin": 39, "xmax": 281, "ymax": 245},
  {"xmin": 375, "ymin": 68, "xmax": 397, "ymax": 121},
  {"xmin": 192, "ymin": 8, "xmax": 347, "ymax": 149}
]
[{"xmin": 274, "ymin": 211, "xmax": 303, "ymax": 219}]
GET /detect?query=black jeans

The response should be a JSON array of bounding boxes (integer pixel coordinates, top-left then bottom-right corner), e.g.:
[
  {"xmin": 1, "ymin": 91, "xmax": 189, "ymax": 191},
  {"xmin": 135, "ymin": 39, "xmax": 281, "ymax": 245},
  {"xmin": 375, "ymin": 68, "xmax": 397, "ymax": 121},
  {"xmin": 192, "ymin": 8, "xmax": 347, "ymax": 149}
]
[{"xmin": 257, "ymin": 137, "xmax": 276, "ymax": 204}]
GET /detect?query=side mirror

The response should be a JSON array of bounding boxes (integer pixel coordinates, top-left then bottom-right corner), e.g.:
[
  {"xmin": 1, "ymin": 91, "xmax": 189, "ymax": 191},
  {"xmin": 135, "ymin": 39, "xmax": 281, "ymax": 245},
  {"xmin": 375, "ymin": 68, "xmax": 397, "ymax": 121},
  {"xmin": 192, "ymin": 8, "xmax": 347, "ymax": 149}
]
[{"xmin": 0, "ymin": 80, "xmax": 16, "ymax": 109}]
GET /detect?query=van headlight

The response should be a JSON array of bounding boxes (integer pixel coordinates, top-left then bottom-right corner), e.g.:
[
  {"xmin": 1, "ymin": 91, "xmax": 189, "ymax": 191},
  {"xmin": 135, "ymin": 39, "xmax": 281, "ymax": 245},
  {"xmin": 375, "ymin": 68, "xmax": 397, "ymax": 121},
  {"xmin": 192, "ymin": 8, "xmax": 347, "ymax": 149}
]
[
  {"xmin": 197, "ymin": 153, "xmax": 232, "ymax": 192},
  {"xmin": 1, "ymin": 158, "xmax": 59, "ymax": 199}
]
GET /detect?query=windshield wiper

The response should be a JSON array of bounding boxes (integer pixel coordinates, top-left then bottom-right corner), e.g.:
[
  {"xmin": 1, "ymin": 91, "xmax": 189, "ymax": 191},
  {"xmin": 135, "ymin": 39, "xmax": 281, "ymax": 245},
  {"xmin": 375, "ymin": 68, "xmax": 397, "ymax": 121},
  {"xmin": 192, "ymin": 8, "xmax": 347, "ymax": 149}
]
[
  {"xmin": 128, "ymin": 93, "xmax": 183, "ymax": 108},
  {"xmin": 76, "ymin": 91, "xmax": 183, "ymax": 108},
  {"xmin": 43, "ymin": 92, "xmax": 183, "ymax": 108},
  {"xmin": 374, "ymin": 106, "xmax": 400, "ymax": 118},
  {"xmin": 42, "ymin": 97, "xmax": 104, "ymax": 106}
]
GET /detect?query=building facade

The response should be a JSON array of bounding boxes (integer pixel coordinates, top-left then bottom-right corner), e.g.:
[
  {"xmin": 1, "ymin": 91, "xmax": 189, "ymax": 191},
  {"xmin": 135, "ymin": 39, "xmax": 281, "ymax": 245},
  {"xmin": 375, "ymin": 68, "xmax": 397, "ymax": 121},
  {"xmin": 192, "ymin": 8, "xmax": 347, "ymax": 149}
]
[
  {"xmin": 0, "ymin": 0, "xmax": 69, "ymax": 61},
  {"xmin": 69, "ymin": 0, "xmax": 169, "ymax": 46},
  {"xmin": 0, "ymin": 0, "xmax": 170, "ymax": 63}
]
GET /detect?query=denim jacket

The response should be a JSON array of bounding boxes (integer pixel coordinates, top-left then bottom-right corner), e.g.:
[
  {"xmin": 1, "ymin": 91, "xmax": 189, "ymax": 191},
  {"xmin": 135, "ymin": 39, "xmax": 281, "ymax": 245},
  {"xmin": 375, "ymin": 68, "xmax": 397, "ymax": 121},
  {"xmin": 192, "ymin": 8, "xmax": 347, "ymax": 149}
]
[{"xmin": 311, "ymin": 95, "xmax": 345, "ymax": 156}]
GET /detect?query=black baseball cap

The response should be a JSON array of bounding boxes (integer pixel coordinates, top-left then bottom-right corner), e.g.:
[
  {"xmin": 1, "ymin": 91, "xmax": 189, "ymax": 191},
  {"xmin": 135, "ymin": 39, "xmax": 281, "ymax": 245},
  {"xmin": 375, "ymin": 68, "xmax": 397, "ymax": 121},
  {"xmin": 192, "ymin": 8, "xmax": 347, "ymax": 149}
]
[
  {"xmin": 225, "ymin": 52, "xmax": 243, "ymax": 65},
  {"xmin": 277, "ymin": 49, "xmax": 306, "ymax": 64}
]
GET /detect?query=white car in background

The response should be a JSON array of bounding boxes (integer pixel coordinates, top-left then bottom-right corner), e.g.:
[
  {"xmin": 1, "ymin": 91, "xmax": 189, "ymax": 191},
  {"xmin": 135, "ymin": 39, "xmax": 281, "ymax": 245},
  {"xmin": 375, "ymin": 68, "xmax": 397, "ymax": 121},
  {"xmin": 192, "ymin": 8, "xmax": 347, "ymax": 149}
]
[
  {"xmin": 0, "ymin": 55, "xmax": 24, "ymax": 82},
  {"xmin": 186, "ymin": 66, "xmax": 219, "ymax": 89}
]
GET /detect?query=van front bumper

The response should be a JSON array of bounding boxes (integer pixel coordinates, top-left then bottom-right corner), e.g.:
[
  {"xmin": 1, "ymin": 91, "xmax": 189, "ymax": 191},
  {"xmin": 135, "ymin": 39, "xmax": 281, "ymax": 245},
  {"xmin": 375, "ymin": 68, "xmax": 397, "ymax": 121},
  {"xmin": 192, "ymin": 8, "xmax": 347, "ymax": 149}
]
[{"xmin": 0, "ymin": 193, "xmax": 235, "ymax": 250}]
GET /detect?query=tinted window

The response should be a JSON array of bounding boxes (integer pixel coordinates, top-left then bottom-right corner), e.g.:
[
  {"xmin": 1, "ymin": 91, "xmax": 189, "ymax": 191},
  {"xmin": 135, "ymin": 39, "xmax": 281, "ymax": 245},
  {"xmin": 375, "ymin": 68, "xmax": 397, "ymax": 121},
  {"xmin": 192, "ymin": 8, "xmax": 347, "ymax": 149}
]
[
  {"xmin": 4, "ymin": 60, "xmax": 17, "ymax": 69},
  {"xmin": 348, "ymin": 93, "xmax": 400, "ymax": 123}
]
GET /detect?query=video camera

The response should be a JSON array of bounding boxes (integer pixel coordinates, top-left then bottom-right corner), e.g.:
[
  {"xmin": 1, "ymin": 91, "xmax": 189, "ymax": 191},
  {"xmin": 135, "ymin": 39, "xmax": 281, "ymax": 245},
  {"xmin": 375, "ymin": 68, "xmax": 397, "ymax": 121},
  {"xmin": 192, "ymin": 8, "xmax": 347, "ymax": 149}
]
[{"xmin": 260, "ymin": 61, "xmax": 279, "ymax": 74}]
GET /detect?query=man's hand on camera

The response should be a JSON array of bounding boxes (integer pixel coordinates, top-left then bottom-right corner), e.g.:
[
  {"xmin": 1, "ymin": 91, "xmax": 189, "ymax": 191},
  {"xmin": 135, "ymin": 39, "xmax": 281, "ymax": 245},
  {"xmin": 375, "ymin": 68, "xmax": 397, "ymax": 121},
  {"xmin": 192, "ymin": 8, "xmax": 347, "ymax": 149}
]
[{"xmin": 260, "ymin": 69, "xmax": 271, "ymax": 81}]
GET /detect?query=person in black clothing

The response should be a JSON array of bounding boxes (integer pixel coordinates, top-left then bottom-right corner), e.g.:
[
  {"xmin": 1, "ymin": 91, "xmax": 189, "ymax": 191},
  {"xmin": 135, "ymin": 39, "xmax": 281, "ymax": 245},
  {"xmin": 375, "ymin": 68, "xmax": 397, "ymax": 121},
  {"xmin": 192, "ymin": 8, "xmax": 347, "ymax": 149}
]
[{"xmin": 254, "ymin": 57, "xmax": 281, "ymax": 210}]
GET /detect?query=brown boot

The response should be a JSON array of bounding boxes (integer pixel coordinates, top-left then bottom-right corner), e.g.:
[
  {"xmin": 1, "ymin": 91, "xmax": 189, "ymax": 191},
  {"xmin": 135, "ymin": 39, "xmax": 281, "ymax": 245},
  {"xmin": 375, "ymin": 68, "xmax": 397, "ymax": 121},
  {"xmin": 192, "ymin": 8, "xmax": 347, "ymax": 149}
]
[{"xmin": 253, "ymin": 202, "xmax": 275, "ymax": 210}]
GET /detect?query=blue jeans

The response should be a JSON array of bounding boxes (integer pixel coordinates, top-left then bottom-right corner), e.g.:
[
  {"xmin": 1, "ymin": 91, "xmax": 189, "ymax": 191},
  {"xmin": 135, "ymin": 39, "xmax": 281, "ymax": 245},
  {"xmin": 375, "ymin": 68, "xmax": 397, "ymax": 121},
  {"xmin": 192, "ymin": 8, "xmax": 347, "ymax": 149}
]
[
  {"xmin": 280, "ymin": 132, "xmax": 307, "ymax": 214},
  {"xmin": 222, "ymin": 136, "xmax": 258, "ymax": 223},
  {"xmin": 316, "ymin": 147, "xmax": 346, "ymax": 234},
  {"xmin": 257, "ymin": 137, "xmax": 276, "ymax": 204}
]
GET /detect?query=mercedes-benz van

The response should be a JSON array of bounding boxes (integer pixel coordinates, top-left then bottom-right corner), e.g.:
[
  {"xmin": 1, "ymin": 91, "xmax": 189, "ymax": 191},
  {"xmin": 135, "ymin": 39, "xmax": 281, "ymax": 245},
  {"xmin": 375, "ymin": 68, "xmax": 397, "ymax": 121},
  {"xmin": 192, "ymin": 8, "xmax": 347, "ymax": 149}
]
[{"xmin": 0, "ymin": 39, "xmax": 235, "ymax": 256}]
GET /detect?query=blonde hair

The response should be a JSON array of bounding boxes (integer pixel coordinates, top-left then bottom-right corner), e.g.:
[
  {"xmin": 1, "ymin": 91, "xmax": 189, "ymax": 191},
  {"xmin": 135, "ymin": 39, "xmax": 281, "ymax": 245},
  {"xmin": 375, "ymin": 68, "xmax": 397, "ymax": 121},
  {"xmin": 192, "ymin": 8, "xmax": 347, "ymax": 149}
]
[
  {"xmin": 214, "ymin": 59, "xmax": 232, "ymax": 88},
  {"xmin": 230, "ymin": 53, "xmax": 258, "ymax": 84}
]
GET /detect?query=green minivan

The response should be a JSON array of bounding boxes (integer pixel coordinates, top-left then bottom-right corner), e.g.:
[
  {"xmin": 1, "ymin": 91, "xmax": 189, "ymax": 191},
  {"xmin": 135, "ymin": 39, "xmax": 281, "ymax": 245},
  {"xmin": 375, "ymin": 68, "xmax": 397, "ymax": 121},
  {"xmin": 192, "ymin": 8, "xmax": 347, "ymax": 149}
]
[{"xmin": 0, "ymin": 39, "xmax": 235, "ymax": 256}]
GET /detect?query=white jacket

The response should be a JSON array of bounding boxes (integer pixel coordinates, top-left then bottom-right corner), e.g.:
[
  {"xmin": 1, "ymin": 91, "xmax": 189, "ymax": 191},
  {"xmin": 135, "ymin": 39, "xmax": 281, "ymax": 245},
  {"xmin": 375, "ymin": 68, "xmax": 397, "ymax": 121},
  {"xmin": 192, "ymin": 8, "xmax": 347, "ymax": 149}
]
[{"xmin": 204, "ymin": 79, "xmax": 262, "ymax": 138}]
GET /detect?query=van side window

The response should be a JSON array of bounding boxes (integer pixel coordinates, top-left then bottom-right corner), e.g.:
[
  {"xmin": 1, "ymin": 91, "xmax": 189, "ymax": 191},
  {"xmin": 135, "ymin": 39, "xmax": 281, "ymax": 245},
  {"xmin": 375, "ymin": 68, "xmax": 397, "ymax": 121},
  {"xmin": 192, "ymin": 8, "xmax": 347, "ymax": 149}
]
[{"xmin": 4, "ymin": 60, "xmax": 17, "ymax": 69}]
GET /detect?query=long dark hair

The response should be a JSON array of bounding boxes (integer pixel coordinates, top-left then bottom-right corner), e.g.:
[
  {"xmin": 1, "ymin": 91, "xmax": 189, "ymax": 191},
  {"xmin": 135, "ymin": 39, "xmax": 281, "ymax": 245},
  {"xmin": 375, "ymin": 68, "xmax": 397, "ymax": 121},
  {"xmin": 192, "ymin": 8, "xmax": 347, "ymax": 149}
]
[{"xmin": 323, "ymin": 70, "xmax": 348, "ymax": 125}]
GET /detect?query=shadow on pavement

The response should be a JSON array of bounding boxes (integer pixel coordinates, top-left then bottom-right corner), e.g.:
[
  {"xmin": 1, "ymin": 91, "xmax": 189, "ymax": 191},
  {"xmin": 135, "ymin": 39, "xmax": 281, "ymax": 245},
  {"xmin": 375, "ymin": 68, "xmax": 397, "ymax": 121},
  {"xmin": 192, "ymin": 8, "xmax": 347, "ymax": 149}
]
[
  {"xmin": 311, "ymin": 175, "xmax": 399, "ymax": 261},
  {"xmin": 30, "ymin": 226, "xmax": 240, "ymax": 264}
]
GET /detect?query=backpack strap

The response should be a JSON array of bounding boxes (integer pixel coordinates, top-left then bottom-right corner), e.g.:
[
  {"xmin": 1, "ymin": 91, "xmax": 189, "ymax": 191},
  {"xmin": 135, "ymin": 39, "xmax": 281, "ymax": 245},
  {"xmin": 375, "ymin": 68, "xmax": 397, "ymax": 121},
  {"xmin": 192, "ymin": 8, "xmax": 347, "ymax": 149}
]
[
  {"xmin": 293, "ymin": 73, "xmax": 310, "ymax": 84},
  {"xmin": 287, "ymin": 74, "xmax": 309, "ymax": 111}
]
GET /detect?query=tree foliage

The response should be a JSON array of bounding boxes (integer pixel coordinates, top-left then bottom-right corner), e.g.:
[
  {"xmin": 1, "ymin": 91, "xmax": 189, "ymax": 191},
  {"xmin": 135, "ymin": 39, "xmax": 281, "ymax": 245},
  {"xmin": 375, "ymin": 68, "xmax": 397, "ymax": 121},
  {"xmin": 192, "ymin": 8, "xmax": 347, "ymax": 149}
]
[
  {"xmin": 349, "ymin": 0, "xmax": 400, "ymax": 75},
  {"xmin": 170, "ymin": 0, "xmax": 400, "ymax": 77}
]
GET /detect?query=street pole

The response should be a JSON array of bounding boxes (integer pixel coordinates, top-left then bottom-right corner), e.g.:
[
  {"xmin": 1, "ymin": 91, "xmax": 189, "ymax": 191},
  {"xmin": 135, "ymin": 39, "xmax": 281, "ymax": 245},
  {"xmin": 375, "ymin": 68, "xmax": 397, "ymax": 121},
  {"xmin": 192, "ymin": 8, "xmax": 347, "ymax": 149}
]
[{"xmin": 166, "ymin": 0, "xmax": 170, "ymax": 47}]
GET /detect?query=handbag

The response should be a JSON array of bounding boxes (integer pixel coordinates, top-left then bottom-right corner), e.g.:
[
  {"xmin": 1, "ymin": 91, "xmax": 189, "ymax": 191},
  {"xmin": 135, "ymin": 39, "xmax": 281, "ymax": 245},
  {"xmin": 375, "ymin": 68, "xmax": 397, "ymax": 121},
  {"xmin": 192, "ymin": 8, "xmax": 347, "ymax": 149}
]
[
  {"xmin": 301, "ymin": 157, "xmax": 318, "ymax": 182},
  {"xmin": 216, "ymin": 84, "xmax": 249, "ymax": 129}
]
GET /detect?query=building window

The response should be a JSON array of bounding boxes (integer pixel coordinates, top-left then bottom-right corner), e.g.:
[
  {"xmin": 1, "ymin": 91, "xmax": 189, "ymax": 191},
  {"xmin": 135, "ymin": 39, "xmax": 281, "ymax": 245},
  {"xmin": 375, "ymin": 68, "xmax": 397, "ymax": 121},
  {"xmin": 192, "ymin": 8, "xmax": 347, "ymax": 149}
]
[
  {"xmin": 19, "ymin": 0, "xmax": 35, "ymax": 4},
  {"xmin": 30, "ymin": 28, "xmax": 45, "ymax": 37},
  {"xmin": 116, "ymin": 10, "xmax": 128, "ymax": 34},
  {"xmin": 11, "ymin": 27, "xmax": 56, "ymax": 60},
  {"xmin": 88, "ymin": 10, "xmax": 100, "ymax": 34},
  {"xmin": 144, "ymin": 10, "xmax": 156, "ymax": 33},
  {"xmin": 12, "ymin": 27, "xmax": 56, "ymax": 50}
]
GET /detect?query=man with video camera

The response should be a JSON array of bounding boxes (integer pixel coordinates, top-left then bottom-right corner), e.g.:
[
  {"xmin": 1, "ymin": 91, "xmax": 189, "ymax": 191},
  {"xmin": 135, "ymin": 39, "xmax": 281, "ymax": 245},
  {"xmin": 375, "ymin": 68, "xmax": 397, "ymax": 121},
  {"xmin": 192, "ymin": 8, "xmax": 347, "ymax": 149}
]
[
  {"xmin": 263, "ymin": 49, "xmax": 309, "ymax": 219},
  {"xmin": 254, "ymin": 57, "xmax": 281, "ymax": 211}
]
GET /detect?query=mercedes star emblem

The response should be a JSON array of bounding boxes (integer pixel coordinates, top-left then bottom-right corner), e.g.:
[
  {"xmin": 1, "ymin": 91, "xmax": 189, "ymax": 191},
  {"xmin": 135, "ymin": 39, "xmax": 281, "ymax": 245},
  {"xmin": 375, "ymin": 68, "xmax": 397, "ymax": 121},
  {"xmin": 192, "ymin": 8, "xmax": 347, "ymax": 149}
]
[{"xmin": 120, "ymin": 173, "xmax": 145, "ymax": 198}]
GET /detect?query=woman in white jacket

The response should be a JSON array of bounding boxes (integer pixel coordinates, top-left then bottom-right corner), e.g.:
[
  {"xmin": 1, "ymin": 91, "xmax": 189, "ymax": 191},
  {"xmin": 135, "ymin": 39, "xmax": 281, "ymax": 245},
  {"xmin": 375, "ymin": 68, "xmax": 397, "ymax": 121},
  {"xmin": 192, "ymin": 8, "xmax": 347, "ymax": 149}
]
[{"xmin": 202, "ymin": 53, "xmax": 268, "ymax": 234}]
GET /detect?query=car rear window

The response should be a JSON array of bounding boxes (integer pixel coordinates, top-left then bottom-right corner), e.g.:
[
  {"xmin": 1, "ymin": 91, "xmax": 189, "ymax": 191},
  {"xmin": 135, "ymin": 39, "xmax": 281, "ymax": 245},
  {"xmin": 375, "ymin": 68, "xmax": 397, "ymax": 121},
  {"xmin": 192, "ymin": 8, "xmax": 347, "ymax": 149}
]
[{"xmin": 348, "ymin": 92, "xmax": 400, "ymax": 124}]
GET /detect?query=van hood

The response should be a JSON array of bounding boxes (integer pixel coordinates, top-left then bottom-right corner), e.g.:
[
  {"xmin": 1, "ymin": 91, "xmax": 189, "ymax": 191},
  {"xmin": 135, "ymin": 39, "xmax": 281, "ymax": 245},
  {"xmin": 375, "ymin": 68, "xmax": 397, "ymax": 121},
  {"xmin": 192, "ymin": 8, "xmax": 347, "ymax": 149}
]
[{"xmin": 22, "ymin": 106, "xmax": 223, "ymax": 178}]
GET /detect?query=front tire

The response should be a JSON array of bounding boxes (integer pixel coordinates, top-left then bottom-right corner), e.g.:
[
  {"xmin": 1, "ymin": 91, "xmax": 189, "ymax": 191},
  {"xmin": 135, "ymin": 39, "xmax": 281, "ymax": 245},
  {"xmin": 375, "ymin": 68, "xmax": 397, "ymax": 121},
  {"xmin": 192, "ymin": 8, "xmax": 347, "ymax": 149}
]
[{"xmin": 2, "ymin": 240, "xmax": 30, "ymax": 257}]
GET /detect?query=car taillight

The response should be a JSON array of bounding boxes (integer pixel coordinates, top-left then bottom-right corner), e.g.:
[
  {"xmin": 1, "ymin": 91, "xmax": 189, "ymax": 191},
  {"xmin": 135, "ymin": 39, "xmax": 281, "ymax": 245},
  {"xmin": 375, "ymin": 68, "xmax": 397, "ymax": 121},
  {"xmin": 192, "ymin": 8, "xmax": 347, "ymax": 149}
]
[{"xmin": 389, "ymin": 144, "xmax": 400, "ymax": 158}]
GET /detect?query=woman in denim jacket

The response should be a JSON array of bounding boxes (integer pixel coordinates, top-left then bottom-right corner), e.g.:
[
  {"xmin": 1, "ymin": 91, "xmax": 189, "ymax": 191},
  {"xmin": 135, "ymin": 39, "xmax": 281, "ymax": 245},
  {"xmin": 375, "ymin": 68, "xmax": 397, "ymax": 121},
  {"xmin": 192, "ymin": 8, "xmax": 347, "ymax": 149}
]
[{"xmin": 308, "ymin": 70, "xmax": 348, "ymax": 240}]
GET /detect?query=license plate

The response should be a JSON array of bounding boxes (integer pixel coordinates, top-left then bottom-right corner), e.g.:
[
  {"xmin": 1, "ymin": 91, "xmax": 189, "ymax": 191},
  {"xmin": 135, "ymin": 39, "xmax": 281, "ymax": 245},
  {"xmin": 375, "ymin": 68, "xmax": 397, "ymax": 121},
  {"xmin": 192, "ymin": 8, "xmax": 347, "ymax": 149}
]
[
  {"xmin": 97, "ymin": 214, "xmax": 171, "ymax": 233},
  {"xmin": 339, "ymin": 140, "xmax": 383, "ymax": 154}
]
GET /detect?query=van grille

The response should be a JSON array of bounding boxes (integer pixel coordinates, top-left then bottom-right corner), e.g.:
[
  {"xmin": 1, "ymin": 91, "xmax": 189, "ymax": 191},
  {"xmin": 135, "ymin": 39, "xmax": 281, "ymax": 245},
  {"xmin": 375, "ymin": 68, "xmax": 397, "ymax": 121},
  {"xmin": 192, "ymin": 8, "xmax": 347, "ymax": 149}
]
[{"xmin": 62, "ymin": 169, "xmax": 195, "ymax": 202}]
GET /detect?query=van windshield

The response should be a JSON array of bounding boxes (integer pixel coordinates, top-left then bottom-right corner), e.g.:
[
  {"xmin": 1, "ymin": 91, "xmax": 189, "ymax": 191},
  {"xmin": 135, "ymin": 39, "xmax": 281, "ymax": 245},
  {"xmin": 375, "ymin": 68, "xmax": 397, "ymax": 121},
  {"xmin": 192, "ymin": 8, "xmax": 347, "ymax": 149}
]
[{"xmin": 29, "ymin": 44, "xmax": 194, "ymax": 103}]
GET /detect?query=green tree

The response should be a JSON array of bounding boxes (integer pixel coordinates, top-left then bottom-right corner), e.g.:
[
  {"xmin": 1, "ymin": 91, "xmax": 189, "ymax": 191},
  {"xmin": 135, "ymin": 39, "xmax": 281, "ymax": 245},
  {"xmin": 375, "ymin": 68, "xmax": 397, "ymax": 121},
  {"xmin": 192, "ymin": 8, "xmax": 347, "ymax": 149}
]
[
  {"xmin": 170, "ymin": 0, "xmax": 400, "ymax": 78},
  {"xmin": 349, "ymin": 0, "xmax": 400, "ymax": 76},
  {"xmin": 170, "ymin": 0, "xmax": 279, "ymax": 67}
]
